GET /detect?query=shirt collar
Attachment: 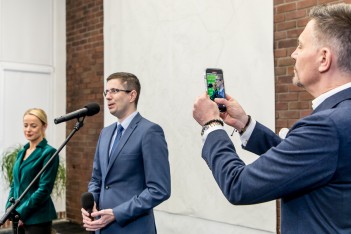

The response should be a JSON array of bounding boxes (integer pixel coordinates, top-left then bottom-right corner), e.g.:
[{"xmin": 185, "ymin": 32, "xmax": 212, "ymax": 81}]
[
  {"xmin": 312, "ymin": 82, "xmax": 351, "ymax": 110},
  {"xmin": 116, "ymin": 111, "xmax": 138, "ymax": 130}
]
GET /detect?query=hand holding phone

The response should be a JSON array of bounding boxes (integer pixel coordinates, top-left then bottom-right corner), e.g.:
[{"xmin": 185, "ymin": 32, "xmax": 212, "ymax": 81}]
[{"xmin": 205, "ymin": 68, "xmax": 227, "ymax": 112}]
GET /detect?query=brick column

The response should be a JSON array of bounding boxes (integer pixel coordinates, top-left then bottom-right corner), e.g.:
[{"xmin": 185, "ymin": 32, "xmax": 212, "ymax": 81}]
[{"xmin": 66, "ymin": 0, "xmax": 104, "ymax": 223}]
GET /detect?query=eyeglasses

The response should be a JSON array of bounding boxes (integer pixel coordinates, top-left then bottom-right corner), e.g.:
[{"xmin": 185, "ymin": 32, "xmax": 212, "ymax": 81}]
[{"xmin": 103, "ymin": 88, "xmax": 132, "ymax": 97}]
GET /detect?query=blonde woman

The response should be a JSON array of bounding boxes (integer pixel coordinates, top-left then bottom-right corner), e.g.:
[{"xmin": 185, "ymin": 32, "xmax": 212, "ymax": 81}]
[{"xmin": 5, "ymin": 108, "xmax": 59, "ymax": 234}]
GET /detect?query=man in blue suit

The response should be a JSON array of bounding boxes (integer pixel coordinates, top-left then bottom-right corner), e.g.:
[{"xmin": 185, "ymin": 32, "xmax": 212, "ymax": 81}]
[
  {"xmin": 210, "ymin": 75, "xmax": 225, "ymax": 100},
  {"xmin": 193, "ymin": 3, "xmax": 351, "ymax": 233},
  {"xmin": 82, "ymin": 72, "xmax": 171, "ymax": 233}
]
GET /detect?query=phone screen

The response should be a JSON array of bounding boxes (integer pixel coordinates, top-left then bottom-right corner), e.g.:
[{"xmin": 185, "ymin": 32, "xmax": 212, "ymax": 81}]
[{"xmin": 205, "ymin": 68, "xmax": 226, "ymax": 112}]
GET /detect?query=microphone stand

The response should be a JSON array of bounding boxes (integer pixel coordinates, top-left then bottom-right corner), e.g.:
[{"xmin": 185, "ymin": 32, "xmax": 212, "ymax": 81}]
[{"xmin": 0, "ymin": 117, "xmax": 86, "ymax": 233}]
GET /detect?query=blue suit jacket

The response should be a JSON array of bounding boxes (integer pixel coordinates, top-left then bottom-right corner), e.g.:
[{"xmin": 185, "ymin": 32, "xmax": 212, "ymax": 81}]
[
  {"xmin": 88, "ymin": 113, "xmax": 171, "ymax": 234},
  {"xmin": 202, "ymin": 88, "xmax": 351, "ymax": 233}
]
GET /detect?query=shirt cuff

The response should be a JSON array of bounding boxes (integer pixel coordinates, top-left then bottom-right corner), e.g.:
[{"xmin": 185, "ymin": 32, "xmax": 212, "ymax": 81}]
[
  {"xmin": 240, "ymin": 118, "xmax": 256, "ymax": 146},
  {"xmin": 201, "ymin": 118, "xmax": 256, "ymax": 146},
  {"xmin": 202, "ymin": 125, "xmax": 224, "ymax": 143}
]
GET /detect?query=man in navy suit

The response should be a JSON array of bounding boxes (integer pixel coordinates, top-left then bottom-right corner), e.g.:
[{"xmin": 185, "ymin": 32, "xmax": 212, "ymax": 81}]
[
  {"xmin": 82, "ymin": 72, "xmax": 171, "ymax": 234},
  {"xmin": 193, "ymin": 3, "xmax": 351, "ymax": 233}
]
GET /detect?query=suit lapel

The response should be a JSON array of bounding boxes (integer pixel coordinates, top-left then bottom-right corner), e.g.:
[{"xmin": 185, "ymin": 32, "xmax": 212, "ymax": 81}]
[
  {"xmin": 20, "ymin": 149, "xmax": 41, "ymax": 169},
  {"xmin": 19, "ymin": 139, "xmax": 48, "ymax": 169},
  {"xmin": 102, "ymin": 124, "xmax": 117, "ymax": 176},
  {"xmin": 12, "ymin": 149, "xmax": 25, "ymax": 186},
  {"xmin": 107, "ymin": 113, "xmax": 142, "ymax": 172}
]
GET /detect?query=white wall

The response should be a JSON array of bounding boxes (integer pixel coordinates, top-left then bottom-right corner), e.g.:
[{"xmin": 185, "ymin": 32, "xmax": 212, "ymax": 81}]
[
  {"xmin": 0, "ymin": 0, "xmax": 66, "ymax": 217},
  {"xmin": 104, "ymin": 0, "xmax": 275, "ymax": 233}
]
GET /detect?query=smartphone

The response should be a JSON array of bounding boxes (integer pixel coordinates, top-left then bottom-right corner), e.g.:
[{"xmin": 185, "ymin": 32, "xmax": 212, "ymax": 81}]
[{"xmin": 205, "ymin": 68, "xmax": 227, "ymax": 112}]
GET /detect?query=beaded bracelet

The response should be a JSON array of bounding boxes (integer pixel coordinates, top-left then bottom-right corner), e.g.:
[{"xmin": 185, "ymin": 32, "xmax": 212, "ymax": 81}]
[
  {"xmin": 231, "ymin": 115, "xmax": 251, "ymax": 136},
  {"xmin": 239, "ymin": 115, "xmax": 251, "ymax": 135}
]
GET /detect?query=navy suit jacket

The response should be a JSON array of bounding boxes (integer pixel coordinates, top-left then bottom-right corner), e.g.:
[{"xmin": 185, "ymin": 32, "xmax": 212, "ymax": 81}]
[
  {"xmin": 88, "ymin": 113, "xmax": 171, "ymax": 234},
  {"xmin": 202, "ymin": 88, "xmax": 351, "ymax": 233}
]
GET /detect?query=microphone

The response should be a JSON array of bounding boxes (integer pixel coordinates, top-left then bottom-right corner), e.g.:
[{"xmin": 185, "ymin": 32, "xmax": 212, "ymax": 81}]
[
  {"xmin": 81, "ymin": 192, "xmax": 94, "ymax": 218},
  {"xmin": 81, "ymin": 192, "xmax": 95, "ymax": 234},
  {"xmin": 207, "ymin": 83, "xmax": 213, "ymax": 88},
  {"xmin": 54, "ymin": 103, "xmax": 100, "ymax": 124}
]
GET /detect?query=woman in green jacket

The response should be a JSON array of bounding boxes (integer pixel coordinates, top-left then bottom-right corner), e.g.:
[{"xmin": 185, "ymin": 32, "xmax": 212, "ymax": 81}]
[{"xmin": 5, "ymin": 108, "xmax": 59, "ymax": 234}]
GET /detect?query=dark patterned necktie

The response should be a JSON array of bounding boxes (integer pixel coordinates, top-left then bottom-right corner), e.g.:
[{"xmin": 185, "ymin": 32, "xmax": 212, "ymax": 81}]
[{"xmin": 110, "ymin": 124, "xmax": 124, "ymax": 156}]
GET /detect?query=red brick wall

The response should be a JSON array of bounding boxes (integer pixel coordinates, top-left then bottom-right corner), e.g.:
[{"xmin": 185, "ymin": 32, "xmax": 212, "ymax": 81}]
[
  {"xmin": 66, "ymin": 0, "xmax": 104, "ymax": 223},
  {"xmin": 273, "ymin": 0, "xmax": 350, "ymax": 232}
]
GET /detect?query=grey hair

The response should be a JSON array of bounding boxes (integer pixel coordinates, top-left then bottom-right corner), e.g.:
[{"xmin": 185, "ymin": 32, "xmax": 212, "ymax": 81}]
[{"xmin": 309, "ymin": 3, "xmax": 351, "ymax": 73}]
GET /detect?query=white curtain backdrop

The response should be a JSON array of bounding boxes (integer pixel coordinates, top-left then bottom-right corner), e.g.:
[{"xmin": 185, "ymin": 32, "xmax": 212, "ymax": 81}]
[{"xmin": 104, "ymin": 0, "xmax": 275, "ymax": 233}]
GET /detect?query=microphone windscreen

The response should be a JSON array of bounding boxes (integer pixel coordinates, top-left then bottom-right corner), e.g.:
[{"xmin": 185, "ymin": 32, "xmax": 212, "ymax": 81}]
[
  {"xmin": 81, "ymin": 192, "xmax": 94, "ymax": 212},
  {"xmin": 84, "ymin": 103, "xmax": 100, "ymax": 116}
]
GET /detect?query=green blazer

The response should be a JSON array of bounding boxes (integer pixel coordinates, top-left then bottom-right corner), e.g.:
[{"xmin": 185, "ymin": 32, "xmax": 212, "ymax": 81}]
[{"xmin": 5, "ymin": 138, "xmax": 59, "ymax": 225}]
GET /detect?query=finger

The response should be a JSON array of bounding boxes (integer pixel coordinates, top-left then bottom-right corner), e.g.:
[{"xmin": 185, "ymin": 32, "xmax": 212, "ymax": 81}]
[
  {"xmin": 219, "ymin": 112, "xmax": 227, "ymax": 119},
  {"xmin": 93, "ymin": 203, "xmax": 98, "ymax": 212},
  {"xmin": 214, "ymin": 99, "xmax": 231, "ymax": 110},
  {"xmin": 215, "ymin": 94, "xmax": 234, "ymax": 107},
  {"xmin": 91, "ymin": 209, "xmax": 103, "ymax": 217},
  {"xmin": 199, "ymin": 92, "xmax": 209, "ymax": 100},
  {"xmin": 214, "ymin": 98, "xmax": 226, "ymax": 105},
  {"xmin": 86, "ymin": 217, "xmax": 108, "ymax": 229},
  {"xmin": 225, "ymin": 93, "xmax": 233, "ymax": 101},
  {"xmin": 81, "ymin": 208, "xmax": 89, "ymax": 216},
  {"xmin": 83, "ymin": 223, "xmax": 98, "ymax": 231},
  {"xmin": 82, "ymin": 215, "xmax": 93, "ymax": 223},
  {"xmin": 84, "ymin": 218, "xmax": 103, "ymax": 228},
  {"xmin": 199, "ymin": 93, "xmax": 207, "ymax": 100}
]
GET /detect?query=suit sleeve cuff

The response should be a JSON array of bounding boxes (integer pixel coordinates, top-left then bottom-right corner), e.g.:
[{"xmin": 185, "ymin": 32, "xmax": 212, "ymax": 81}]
[{"xmin": 202, "ymin": 125, "xmax": 224, "ymax": 143}]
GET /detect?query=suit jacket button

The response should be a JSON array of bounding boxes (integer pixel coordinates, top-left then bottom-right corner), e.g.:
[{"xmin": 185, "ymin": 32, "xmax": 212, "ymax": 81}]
[{"xmin": 105, "ymin": 186, "xmax": 110, "ymax": 190}]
